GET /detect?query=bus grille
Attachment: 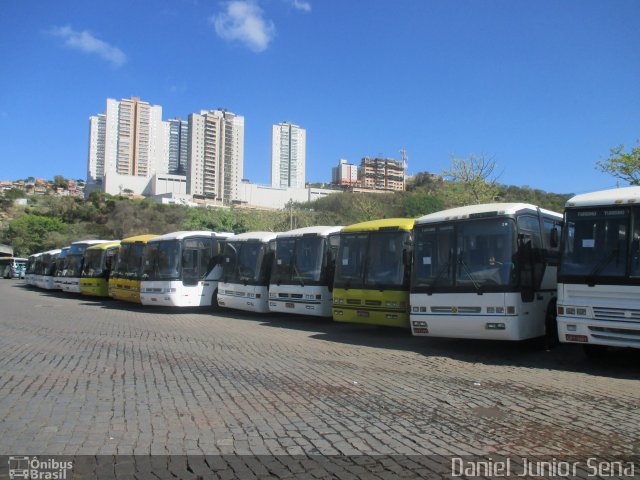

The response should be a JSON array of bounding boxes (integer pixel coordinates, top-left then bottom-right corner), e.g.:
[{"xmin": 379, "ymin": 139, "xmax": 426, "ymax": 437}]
[
  {"xmin": 222, "ymin": 290, "xmax": 246, "ymax": 297},
  {"xmin": 592, "ymin": 307, "xmax": 640, "ymax": 323},
  {"xmin": 589, "ymin": 326, "xmax": 640, "ymax": 344},
  {"xmin": 431, "ymin": 306, "xmax": 482, "ymax": 314}
]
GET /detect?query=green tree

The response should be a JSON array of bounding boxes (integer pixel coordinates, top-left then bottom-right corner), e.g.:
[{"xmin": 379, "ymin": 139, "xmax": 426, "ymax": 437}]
[
  {"xmin": 442, "ymin": 154, "xmax": 499, "ymax": 205},
  {"xmin": 2, "ymin": 214, "xmax": 65, "ymax": 255},
  {"xmin": 53, "ymin": 175, "xmax": 69, "ymax": 189},
  {"xmin": 403, "ymin": 192, "xmax": 444, "ymax": 217},
  {"xmin": 596, "ymin": 142, "xmax": 640, "ymax": 185}
]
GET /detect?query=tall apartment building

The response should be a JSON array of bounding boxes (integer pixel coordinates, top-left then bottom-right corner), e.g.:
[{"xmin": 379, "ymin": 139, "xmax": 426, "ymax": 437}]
[
  {"xmin": 87, "ymin": 97, "xmax": 167, "ymax": 195},
  {"xmin": 187, "ymin": 109, "xmax": 244, "ymax": 204},
  {"xmin": 359, "ymin": 157, "xmax": 405, "ymax": 191},
  {"xmin": 331, "ymin": 159, "xmax": 358, "ymax": 186},
  {"xmin": 87, "ymin": 114, "xmax": 106, "ymax": 183},
  {"xmin": 167, "ymin": 118, "xmax": 189, "ymax": 175},
  {"xmin": 271, "ymin": 122, "xmax": 306, "ymax": 188}
]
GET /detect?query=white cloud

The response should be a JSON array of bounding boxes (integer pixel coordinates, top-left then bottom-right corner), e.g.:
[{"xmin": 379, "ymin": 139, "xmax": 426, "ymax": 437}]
[
  {"xmin": 289, "ymin": 0, "xmax": 311, "ymax": 12},
  {"xmin": 50, "ymin": 26, "xmax": 127, "ymax": 67},
  {"xmin": 211, "ymin": 1, "xmax": 275, "ymax": 53}
]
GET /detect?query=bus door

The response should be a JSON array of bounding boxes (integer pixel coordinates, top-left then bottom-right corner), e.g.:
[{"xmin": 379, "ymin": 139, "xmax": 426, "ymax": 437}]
[{"xmin": 517, "ymin": 214, "xmax": 547, "ymax": 337}]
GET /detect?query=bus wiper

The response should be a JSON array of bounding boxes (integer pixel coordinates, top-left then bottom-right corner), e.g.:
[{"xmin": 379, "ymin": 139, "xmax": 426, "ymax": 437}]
[
  {"xmin": 587, "ymin": 248, "xmax": 620, "ymax": 279},
  {"xmin": 427, "ymin": 251, "xmax": 452, "ymax": 291},
  {"xmin": 458, "ymin": 257, "xmax": 480, "ymax": 291},
  {"xmin": 292, "ymin": 262, "xmax": 305, "ymax": 287}
]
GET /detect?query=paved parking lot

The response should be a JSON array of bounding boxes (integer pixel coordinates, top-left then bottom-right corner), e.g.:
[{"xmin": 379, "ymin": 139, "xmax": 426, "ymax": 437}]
[{"xmin": 0, "ymin": 280, "xmax": 639, "ymax": 465}]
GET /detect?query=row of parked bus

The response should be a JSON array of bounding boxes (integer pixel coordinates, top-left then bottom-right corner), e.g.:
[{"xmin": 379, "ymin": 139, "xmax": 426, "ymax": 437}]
[{"xmin": 20, "ymin": 186, "xmax": 640, "ymax": 357}]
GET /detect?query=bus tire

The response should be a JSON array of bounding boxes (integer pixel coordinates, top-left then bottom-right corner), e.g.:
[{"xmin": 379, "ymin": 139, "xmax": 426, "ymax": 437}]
[
  {"xmin": 544, "ymin": 301, "xmax": 559, "ymax": 350},
  {"xmin": 210, "ymin": 289, "xmax": 219, "ymax": 310}
]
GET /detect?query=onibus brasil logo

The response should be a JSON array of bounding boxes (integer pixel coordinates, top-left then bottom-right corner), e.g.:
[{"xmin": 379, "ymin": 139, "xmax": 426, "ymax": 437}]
[{"xmin": 8, "ymin": 456, "xmax": 73, "ymax": 480}]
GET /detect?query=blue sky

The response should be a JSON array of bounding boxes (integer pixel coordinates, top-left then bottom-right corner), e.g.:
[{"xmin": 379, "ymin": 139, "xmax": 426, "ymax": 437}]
[{"xmin": 1, "ymin": 0, "xmax": 639, "ymax": 195}]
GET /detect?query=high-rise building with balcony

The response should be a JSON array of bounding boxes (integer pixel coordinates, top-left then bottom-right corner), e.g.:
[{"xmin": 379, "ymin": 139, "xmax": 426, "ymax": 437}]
[
  {"xmin": 87, "ymin": 114, "xmax": 106, "ymax": 184},
  {"xmin": 87, "ymin": 96, "xmax": 167, "ymax": 195},
  {"xmin": 271, "ymin": 122, "xmax": 306, "ymax": 188},
  {"xmin": 187, "ymin": 109, "xmax": 244, "ymax": 204},
  {"xmin": 358, "ymin": 157, "xmax": 405, "ymax": 191}
]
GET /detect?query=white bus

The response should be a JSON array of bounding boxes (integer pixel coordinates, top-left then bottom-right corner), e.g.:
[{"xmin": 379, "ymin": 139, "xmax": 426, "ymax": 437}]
[
  {"xmin": 53, "ymin": 247, "xmax": 70, "ymax": 290},
  {"xmin": 140, "ymin": 231, "xmax": 232, "ymax": 307},
  {"xmin": 36, "ymin": 249, "xmax": 62, "ymax": 289},
  {"xmin": 218, "ymin": 232, "xmax": 278, "ymax": 313},
  {"xmin": 0, "ymin": 257, "xmax": 27, "ymax": 279},
  {"xmin": 557, "ymin": 186, "xmax": 640, "ymax": 356},
  {"xmin": 60, "ymin": 240, "xmax": 111, "ymax": 293},
  {"xmin": 25, "ymin": 253, "xmax": 42, "ymax": 286},
  {"xmin": 268, "ymin": 226, "xmax": 342, "ymax": 317},
  {"xmin": 410, "ymin": 203, "xmax": 562, "ymax": 342}
]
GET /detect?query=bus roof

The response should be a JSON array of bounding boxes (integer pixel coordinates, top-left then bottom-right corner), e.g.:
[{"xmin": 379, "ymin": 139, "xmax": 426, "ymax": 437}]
[
  {"xmin": 277, "ymin": 226, "xmax": 342, "ymax": 239},
  {"xmin": 416, "ymin": 203, "xmax": 562, "ymax": 226},
  {"xmin": 41, "ymin": 249, "xmax": 62, "ymax": 256},
  {"xmin": 1, "ymin": 257, "xmax": 27, "ymax": 262},
  {"xmin": 28, "ymin": 253, "xmax": 43, "ymax": 259},
  {"xmin": 120, "ymin": 234, "xmax": 159, "ymax": 244},
  {"xmin": 70, "ymin": 239, "xmax": 112, "ymax": 246},
  {"xmin": 226, "ymin": 231, "xmax": 278, "ymax": 243},
  {"xmin": 85, "ymin": 241, "xmax": 121, "ymax": 251},
  {"xmin": 566, "ymin": 186, "xmax": 640, "ymax": 208},
  {"xmin": 148, "ymin": 231, "xmax": 234, "ymax": 242},
  {"xmin": 342, "ymin": 218, "xmax": 415, "ymax": 233}
]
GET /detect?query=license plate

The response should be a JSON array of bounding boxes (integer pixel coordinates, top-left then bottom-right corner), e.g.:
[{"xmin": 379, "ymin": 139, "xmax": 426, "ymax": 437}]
[
  {"xmin": 286, "ymin": 302, "xmax": 294, "ymax": 309},
  {"xmin": 357, "ymin": 310, "xmax": 369, "ymax": 318}
]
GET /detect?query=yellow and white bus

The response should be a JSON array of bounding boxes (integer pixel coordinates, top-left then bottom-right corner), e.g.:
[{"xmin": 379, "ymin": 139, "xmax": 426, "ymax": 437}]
[
  {"xmin": 410, "ymin": 203, "xmax": 562, "ymax": 341},
  {"xmin": 109, "ymin": 234, "xmax": 158, "ymax": 303},
  {"xmin": 218, "ymin": 232, "xmax": 278, "ymax": 313},
  {"xmin": 36, "ymin": 249, "xmax": 62, "ymax": 289},
  {"xmin": 80, "ymin": 241, "xmax": 121, "ymax": 297},
  {"xmin": 557, "ymin": 186, "xmax": 640, "ymax": 356},
  {"xmin": 332, "ymin": 218, "xmax": 415, "ymax": 328},
  {"xmin": 268, "ymin": 226, "xmax": 342, "ymax": 317},
  {"xmin": 140, "ymin": 231, "xmax": 232, "ymax": 307},
  {"xmin": 0, "ymin": 257, "xmax": 27, "ymax": 279},
  {"xmin": 60, "ymin": 240, "xmax": 112, "ymax": 293}
]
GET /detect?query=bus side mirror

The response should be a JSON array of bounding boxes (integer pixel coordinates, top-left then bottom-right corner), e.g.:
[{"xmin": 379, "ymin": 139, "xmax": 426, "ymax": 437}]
[{"xmin": 550, "ymin": 227, "xmax": 559, "ymax": 248}]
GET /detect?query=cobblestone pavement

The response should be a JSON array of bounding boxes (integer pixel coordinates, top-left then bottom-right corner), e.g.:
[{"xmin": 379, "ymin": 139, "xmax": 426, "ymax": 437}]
[{"xmin": 0, "ymin": 280, "xmax": 639, "ymax": 461}]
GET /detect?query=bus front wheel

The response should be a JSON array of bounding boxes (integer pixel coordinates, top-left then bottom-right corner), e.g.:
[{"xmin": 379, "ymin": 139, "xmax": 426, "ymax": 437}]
[
  {"xmin": 544, "ymin": 303, "xmax": 559, "ymax": 350},
  {"xmin": 210, "ymin": 289, "xmax": 219, "ymax": 310}
]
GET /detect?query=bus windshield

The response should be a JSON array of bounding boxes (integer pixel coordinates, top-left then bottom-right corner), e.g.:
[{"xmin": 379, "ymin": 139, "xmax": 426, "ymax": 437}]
[
  {"xmin": 142, "ymin": 240, "xmax": 181, "ymax": 281},
  {"xmin": 43, "ymin": 254, "xmax": 58, "ymax": 276},
  {"xmin": 55, "ymin": 253, "xmax": 67, "ymax": 277},
  {"xmin": 65, "ymin": 254, "xmax": 84, "ymax": 278},
  {"xmin": 82, "ymin": 250, "xmax": 106, "ymax": 278},
  {"xmin": 559, "ymin": 207, "xmax": 636, "ymax": 280},
  {"xmin": 222, "ymin": 241, "xmax": 270, "ymax": 285},
  {"xmin": 412, "ymin": 218, "xmax": 517, "ymax": 291},
  {"xmin": 114, "ymin": 242, "xmax": 146, "ymax": 279},
  {"xmin": 272, "ymin": 236, "xmax": 326, "ymax": 285},
  {"xmin": 334, "ymin": 231, "xmax": 410, "ymax": 290}
]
